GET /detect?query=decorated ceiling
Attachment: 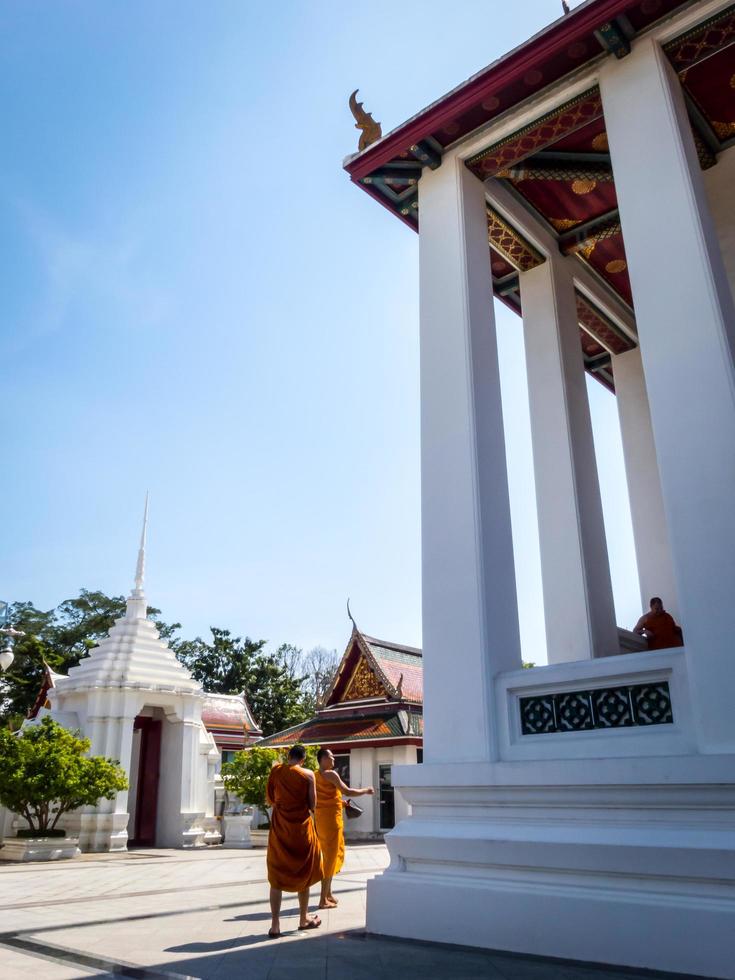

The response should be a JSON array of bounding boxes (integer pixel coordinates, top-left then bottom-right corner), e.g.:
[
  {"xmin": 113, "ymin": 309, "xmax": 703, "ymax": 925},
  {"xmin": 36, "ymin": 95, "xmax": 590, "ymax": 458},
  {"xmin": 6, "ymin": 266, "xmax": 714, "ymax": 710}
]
[{"xmin": 345, "ymin": 1, "xmax": 735, "ymax": 391}]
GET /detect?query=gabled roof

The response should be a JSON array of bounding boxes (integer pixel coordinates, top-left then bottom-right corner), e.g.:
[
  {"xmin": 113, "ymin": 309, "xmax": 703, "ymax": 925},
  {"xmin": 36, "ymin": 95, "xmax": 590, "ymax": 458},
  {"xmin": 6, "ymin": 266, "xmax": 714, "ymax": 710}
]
[
  {"xmin": 324, "ymin": 628, "xmax": 423, "ymax": 707},
  {"xmin": 255, "ymin": 626, "xmax": 423, "ymax": 751},
  {"xmin": 27, "ymin": 661, "xmax": 67, "ymax": 720}
]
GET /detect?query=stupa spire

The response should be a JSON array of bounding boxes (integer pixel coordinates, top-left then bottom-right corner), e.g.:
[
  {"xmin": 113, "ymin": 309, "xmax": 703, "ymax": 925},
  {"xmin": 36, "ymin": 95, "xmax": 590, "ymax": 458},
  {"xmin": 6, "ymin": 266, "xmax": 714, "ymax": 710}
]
[
  {"xmin": 135, "ymin": 492, "xmax": 149, "ymax": 592},
  {"xmin": 126, "ymin": 493, "xmax": 149, "ymax": 619}
]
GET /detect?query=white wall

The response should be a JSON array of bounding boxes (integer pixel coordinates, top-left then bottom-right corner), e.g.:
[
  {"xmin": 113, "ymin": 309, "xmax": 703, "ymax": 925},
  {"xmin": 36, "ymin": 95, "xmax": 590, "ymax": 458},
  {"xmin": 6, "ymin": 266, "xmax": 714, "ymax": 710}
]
[
  {"xmin": 704, "ymin": 144, "xmax": 735, "ymax": 304},
  {"xmin": 156, "ymin": 710, "xmax": 185, "ymax": 848}
]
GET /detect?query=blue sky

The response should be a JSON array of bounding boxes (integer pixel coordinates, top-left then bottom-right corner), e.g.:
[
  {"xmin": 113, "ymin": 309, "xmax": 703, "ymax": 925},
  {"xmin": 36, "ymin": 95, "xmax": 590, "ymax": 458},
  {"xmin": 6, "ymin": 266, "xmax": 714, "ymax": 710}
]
[{"xmin": 1, "ymin": 0, "xmax": 640, "ymax": 661}]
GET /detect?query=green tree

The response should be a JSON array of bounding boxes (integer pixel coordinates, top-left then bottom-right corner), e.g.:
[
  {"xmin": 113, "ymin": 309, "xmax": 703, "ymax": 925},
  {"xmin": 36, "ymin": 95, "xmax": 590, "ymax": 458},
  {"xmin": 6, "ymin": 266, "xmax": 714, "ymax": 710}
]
[
  {"xmin": 0, "ymin": 591, "xmax": 180, "ymax": 724},
  {"xmin": 0, "ymin": 717, "xmax": 128, "ymax": 835},
  {"xmin": 248, "ymin": 646, "xmax": 309, "ymax": 736},
  {"xmin": 221, "ymin": 746, "xmax": 279, "ymax": 826},
  {"xmin": 221, "ymin": 744, "xmax": 319, "ymax": 827},
  {"xmin": 174, "ymin": 632, "xmax": 307, "ymax": 736},
  {"xmin": 174, "ymin": 628, "xmax": 266, "ymax": 694}
]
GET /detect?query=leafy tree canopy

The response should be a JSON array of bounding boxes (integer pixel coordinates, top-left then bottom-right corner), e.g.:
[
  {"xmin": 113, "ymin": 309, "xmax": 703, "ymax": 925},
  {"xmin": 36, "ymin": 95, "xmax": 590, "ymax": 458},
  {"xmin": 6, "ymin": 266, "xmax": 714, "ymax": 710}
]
[
  {"xmin": 1, "ymin": 591, "xmax": 178, "ymax": 725},
  {"xmin": 174, "ymin": 628, "xmax": 266, "ymax": 695},
  {"xmin": 0, "ymin": 716, "xmax": 128, "ymax": 834},
  {"xmin": 221, "ymin": 744, "xmax": 318, "ymax": 826},
  {"xmin": 1, "ymin": 592, "xmax": 341, "ymax": 739}
]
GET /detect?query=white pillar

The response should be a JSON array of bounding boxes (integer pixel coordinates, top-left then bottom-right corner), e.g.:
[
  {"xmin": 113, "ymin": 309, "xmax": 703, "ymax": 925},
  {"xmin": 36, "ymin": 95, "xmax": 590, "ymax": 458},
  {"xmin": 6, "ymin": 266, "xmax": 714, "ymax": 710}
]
[
  {"xmin": 601, "ymin": 37, "xmax": 735, "ymax": 750},
  {"xmin": 613, "ymin": 347, "xmax": 679, "ymax": 622},
  {"xmin": 521, "ymin": 254, "xmax": 619, "ymax": 662},
  {"xmin": 418, "ymin": 156, "xmax": 522, "ymax": 765}
]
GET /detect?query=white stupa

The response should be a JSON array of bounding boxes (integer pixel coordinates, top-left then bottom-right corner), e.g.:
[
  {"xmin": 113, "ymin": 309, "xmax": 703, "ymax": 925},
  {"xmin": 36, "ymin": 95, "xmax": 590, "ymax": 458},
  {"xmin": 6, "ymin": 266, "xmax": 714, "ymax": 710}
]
[
  {"xmin": 39, "ymin": 498, "xmax": 220, "ymax": 852},
  {"xmin": 62, "ymin": 496, "xmax": 200, "ymax": 696}
]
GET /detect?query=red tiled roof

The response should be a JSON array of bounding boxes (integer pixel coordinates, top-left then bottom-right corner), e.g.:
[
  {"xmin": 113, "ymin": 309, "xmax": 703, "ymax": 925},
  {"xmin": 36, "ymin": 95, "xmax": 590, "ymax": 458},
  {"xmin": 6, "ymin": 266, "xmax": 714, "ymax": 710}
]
[
  {"xmin": 362, "ymin": 635, "xmax": 423, "ymax": 704},
  {"xmin": 202, "ymin": 692, "xmax": 262, "ymax": 736},
  {"xmin": 257, "ymin": 710, "xmax": 422, "ymax": 748}
]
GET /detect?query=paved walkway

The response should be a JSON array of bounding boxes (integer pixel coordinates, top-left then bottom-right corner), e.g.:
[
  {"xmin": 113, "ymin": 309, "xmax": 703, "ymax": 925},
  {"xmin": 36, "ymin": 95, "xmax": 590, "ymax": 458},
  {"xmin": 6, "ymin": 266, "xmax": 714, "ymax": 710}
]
[{"xmin": 0, "ymin": 844, "xmax": 708, "ymax": 979}]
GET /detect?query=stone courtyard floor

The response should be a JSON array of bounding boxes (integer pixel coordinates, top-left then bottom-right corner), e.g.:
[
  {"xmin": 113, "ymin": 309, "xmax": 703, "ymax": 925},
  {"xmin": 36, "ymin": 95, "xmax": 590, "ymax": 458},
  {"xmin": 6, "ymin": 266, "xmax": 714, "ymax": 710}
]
[{"xmin": 0, "ymin": 843, "xmax": 710, "ymax": 980}]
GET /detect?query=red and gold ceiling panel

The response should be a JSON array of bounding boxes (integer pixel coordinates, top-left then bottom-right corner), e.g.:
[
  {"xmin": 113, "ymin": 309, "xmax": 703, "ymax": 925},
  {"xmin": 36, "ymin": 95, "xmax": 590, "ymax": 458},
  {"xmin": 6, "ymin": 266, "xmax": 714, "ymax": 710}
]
[
  {"xmin": 576, "ymin": 294, "xmax": 634, "ymax": 355},
  {"xmin": 490, "ymin": 248, "xmax": 516, "ymax": 280},
  {"xmin": 510, "ymin": 175, "xmax": 617, "ymax": 235},
  {"xmin": 466, "ymin": 88, "xmax": 604, "ymax": 179},
  {"xmin": 582, "ymin": 232, "xmax": 633, "ymax": 306},
  {"xmin": 550, "ymin": 116, "xmax": 609, "ymax": 153},
  {"xmin": 580, "ymin": 329, "xmax": 606, "ymax": 359},
  {"xmin": 679, "ymin": 44, "xmax": 735, "ymax": 144}
]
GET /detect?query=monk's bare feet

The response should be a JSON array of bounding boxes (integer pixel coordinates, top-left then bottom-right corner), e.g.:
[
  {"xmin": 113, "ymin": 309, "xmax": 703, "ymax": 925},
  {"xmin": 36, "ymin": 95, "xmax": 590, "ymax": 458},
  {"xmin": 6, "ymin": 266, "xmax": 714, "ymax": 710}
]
[
  {"xmin": 318, "ymin": 898, "xmax": 337, "ymax": 909},
  {"xmin": 298, "ymin": 914, "xmax": 321, "ymax": 930},
  {"xmin": 268, "ymin": 921, "xmax": 281, "ymax": 938},
  {"xmin": 327, "ymin": 896, "xmax": 338, "ymax": 907}
]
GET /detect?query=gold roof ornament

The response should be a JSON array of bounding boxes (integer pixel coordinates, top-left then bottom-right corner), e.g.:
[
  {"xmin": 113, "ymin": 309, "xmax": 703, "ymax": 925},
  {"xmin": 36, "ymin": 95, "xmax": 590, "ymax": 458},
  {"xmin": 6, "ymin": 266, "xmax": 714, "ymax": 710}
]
[{"xmin": 349, "ymin": 90, "xmax": 382, "ymax": 152}]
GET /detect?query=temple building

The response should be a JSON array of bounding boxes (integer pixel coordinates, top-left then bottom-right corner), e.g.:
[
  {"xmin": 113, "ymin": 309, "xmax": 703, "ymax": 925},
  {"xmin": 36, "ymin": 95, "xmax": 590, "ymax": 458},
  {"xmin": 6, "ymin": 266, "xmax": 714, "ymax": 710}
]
[
  {"xmin": 345, "ymin": 1, "xmax": 735, "ymax": 976},
  {"xmin": 5, "ymin": 504, "xmax": 228, "ymax": 852},
  {"xmin": 28, "ymin": 674, "xmax": 262, "ymax": 770},
  {"xmin": 257, "ymin": 624, "xmax": 423, "ymax": 837}
]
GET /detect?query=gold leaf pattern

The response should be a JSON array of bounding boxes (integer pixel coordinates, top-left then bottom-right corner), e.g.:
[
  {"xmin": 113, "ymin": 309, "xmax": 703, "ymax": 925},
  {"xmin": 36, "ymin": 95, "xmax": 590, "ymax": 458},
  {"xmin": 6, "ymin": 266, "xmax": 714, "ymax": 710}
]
[
  {"xmin": 343, "ymin": 657, "xmax": 386, "ymax": 701},
  {"xmin": 572, "ymin": 178, "xmax": 597, "ymax": 195},
  {"xmin": 605, "ymin": 259, "xmax": 627, "ymax": 274},
  {"xmin": 591, "ymin": 132, "xmax": 609, "ymax": 151},
  {"xmin": 550, "ymin": 218, "xmax": 579, "ymax": 231},
  {"xmin": 712, "ymin": 120, "xmax": 735, "ymax": 139},
  {"xmin": 487, "ymin": 208, "xmax": 545, "ymax": 272}
]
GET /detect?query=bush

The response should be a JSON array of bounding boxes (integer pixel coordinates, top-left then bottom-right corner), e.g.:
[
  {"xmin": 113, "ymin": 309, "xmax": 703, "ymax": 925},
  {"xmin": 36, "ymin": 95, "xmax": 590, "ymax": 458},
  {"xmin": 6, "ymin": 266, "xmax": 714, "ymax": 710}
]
[{"xmin": 0, "ymin": 716, "xmax": 128, "ymax": 836}]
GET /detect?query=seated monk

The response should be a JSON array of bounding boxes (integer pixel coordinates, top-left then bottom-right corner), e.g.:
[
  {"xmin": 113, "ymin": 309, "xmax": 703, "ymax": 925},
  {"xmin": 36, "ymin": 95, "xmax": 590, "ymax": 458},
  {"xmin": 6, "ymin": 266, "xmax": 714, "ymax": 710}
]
[
  {"xmin": 266, "ymin": 744, "xmax": 323, "ymax": 938},
  {"xmin": 633, "ymin": 597, "xmax": 683, "ymax": 651},
  {"xmin": 314, "ymin": 747, "xmax": 374, "ymax": 909}
]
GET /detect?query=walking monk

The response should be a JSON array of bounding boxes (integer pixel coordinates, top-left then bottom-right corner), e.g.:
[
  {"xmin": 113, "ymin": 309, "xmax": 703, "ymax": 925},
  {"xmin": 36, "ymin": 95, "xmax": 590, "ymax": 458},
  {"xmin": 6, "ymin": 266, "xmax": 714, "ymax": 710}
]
[
  {"xmin": 266, "ymin": 744, "xmax": 323, "ymax": 938},
  {"xmin": 314, "ymin": 747, "xmax": 374, "ymax": 909}
]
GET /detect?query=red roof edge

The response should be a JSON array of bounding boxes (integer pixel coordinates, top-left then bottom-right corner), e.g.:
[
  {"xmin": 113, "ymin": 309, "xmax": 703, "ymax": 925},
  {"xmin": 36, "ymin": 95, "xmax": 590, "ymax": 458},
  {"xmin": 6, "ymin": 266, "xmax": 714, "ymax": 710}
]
[{"xmin": 344, "ymin": 0, "xmax": 635, "ymax": 181}]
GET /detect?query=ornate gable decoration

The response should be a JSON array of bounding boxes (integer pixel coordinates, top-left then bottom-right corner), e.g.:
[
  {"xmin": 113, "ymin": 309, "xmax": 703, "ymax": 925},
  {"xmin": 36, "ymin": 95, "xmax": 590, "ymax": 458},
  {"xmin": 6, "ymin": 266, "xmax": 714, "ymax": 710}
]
[{"xmin": 343, "ymin": 655, "xmax": 388, "ymax": 702}]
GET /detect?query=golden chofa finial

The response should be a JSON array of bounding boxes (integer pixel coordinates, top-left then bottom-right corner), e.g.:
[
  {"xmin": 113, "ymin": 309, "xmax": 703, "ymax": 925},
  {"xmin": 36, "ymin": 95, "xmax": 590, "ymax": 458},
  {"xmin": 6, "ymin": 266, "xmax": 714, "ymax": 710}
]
[{"xmin": 349, "ymin": 89, "xmax": 382, "ymax": 152}]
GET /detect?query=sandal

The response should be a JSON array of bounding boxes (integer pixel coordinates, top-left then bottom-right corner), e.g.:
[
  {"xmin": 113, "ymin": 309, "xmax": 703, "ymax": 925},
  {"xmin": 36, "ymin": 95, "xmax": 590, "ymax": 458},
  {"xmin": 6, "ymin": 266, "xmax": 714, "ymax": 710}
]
[
  {"xmin": 298, "ymin": 916, "xmax": 322, "ymax": 930},
  {"xmin": 268, "ymin": 928, "xmax": 281, "ymax": 938}
]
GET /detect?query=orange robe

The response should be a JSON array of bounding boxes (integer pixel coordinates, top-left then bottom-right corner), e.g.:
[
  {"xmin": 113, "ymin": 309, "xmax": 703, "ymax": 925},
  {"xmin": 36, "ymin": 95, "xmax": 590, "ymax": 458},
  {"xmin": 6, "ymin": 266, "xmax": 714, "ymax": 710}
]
[
  {"xmin": 639, "ymin": 611, "xmax": 683, "ymax": 650},
  {"xmin": 314, "ymin": 771, "xmax": 345, "ymax": 879},
  {"xmin": 266, "ymin": 764, "xmax": 323, "ymax": 892}
]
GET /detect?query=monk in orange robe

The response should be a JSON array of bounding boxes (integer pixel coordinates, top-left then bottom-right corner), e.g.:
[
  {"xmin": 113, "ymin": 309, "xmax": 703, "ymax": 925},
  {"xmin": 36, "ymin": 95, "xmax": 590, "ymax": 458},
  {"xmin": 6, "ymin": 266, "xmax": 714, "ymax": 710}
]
[
  {"xmin": 633, "ymin": 597, "xmax": 684, "ymax": 651},
  {"xmin": 266, "ymin": 744, "xmax": 323, "ymax": 937},
  {"xmin": 314, "ymin": 747, "xmax": 374, "ymax": 909}
]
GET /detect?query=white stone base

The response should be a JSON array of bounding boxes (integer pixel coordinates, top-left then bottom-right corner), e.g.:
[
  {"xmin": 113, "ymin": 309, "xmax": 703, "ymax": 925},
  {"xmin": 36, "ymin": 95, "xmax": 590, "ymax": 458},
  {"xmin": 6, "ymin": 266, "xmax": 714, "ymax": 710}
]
[
  {"xmin": 367, "ymin": 760, "xmax": 735, "ymax": 980},
  {"xmin": 179, "ymin": 813, "xmax": 207, "ymax": 848},
  {"xmin": 250, "ymin": 829, "xmax": 269, "ymax": 848},
  {"xmin": 0, "ymin": 836, "xmax": 80, "ymax": 862},
  {"xmin": 223, "ymin": 814, "xmax": 252, "ymax": 849},
  {"xmin": 69, "ymin": 810, "xmax": 129, "ymax": 852}
]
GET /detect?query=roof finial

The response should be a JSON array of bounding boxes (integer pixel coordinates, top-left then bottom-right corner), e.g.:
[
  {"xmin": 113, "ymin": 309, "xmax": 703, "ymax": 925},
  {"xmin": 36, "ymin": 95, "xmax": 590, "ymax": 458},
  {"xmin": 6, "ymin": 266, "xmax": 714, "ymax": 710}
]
[
  {"xmin": 349, "ymin": 90, "xmax": 382, "ymax": 152},
  {"xmin": 134, "ymin": 492, "xmax": 149, "ymax": 593},
  {"xmin": 347, "ymin": 598, "xmax": 359, "ymax": 633},
  {"xmin": 562, "ymin": 0, "xmax": 571, "ymax": 14}
]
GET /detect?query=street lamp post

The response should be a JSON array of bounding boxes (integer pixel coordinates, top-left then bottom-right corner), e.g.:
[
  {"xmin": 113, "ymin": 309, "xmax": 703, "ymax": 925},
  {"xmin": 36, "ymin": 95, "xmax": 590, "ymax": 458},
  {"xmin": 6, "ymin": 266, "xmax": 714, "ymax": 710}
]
[{"xmin": 0, "ymin": 601, "xmax": 25, "ymax": 673}]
